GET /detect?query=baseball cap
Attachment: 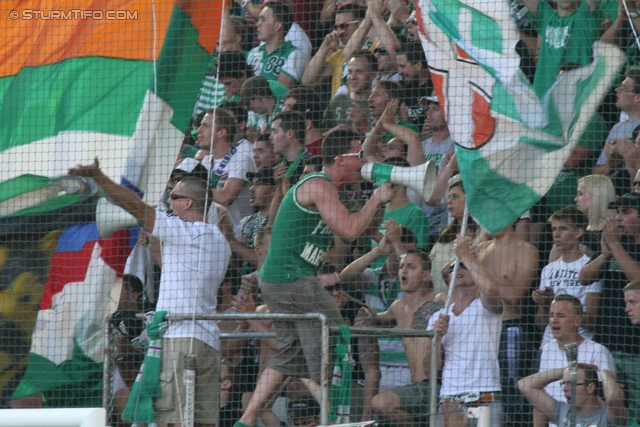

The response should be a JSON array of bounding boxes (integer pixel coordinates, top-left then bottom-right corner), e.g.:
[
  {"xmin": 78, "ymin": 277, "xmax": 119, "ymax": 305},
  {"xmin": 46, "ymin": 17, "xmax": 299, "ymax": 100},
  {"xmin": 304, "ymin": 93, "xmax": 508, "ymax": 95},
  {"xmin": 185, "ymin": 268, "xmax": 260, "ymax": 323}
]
[
  {"xmin": 419, "ymin": 93, "xmax": 439, "ymax": 107},
  {"xmin": 110, "ymin": 309, "xmax": 144, "ymax": 340},
  {"xmin": 288, "ymin": 397, "xmax": 320, "ymax": 419},
  {"xmin": 172, "ymin": 158, "xmax": 209, "ymax": 181},
  {"xmin": 608, "ymin": 193, "xmax": 640, "ymax": 210},
  {"xmin": 246, "ymin": 167, "xmax": 276, "ymax": 186}
]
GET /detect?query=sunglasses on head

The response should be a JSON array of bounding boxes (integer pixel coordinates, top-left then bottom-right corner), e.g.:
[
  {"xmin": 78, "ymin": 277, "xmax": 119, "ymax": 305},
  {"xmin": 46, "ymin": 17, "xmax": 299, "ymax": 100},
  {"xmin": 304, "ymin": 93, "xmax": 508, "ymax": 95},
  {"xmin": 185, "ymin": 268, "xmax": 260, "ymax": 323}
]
[
  {"xmin": 333, "ymin": 20, "xmax": 360, "ymax": 30},
  {"xmin": 374, "ymin": 48, "xmax": 389, "ymax": 55}
]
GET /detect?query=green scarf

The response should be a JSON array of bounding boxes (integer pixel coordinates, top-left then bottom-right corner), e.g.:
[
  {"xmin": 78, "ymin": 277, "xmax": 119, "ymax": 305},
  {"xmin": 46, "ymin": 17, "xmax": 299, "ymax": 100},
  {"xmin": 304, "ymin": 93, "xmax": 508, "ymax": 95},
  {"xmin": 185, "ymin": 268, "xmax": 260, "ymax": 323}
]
[
  {"xmin": 122, "ymin": 310, "xmax": 168, "ymax": 424},
  {"xmin": 331, "ymin": 323, "xmax": 353, "ymax": 423}
]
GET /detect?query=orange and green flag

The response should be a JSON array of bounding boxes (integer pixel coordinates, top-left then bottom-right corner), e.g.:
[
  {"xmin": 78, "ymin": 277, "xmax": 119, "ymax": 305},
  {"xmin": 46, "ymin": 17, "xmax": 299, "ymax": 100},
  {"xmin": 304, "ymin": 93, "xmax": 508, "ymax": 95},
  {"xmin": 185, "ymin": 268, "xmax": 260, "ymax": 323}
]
[{"xmin": 0, "ymin": 0, "xmax": 224, "ymax": 407}]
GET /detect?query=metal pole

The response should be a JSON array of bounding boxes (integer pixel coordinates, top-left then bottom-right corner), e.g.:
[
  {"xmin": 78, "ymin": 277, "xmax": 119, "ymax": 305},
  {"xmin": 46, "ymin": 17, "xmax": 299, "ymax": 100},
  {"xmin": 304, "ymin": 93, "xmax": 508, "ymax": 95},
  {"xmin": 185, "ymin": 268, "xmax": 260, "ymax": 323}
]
[
  {"xmin": 183, "ymin": 354, "xmax": 196, "ymax": 427},
  {"xmin": 103, "ymin": 313, "xmax": 435, "ymax": 421},
  {"xmin": 430, "ymin": 203, "xmax": 470, "ymax": 426},
  {"xmin": 102, "ymin": 314, "xmax": 113, "ymax": 411},
  {"xmin": 565, "ymin": 342, "xmax": 579, "ymax": 427},
  {"xmin": 444, "ymin": 203, "xmax": 470, "ymax": 310},
  {"xmin": 320, "ymin": 313, "xmax": 330, "ymax": 426}
]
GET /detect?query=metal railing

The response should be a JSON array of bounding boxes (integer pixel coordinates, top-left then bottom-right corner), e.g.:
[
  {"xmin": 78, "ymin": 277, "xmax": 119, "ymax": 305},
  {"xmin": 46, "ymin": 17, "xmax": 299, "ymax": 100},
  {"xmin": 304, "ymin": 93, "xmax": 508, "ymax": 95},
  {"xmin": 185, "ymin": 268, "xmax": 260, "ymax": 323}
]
[{"xmin": 104, "ymin": 312, "xmax": 436, "ymax": 426}]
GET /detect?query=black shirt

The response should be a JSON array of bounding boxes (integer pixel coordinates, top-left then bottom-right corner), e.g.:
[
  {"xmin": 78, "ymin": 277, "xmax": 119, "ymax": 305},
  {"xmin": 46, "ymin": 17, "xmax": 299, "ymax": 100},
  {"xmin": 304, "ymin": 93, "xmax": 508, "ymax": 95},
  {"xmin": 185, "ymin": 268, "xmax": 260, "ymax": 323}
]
[
  {"xmin": 403, "ymin": 80, "xmax": 433, "ymax": 129},
  {"xmin": 594, "ymin": 238, "xmax": 640, "ymax": 354}
]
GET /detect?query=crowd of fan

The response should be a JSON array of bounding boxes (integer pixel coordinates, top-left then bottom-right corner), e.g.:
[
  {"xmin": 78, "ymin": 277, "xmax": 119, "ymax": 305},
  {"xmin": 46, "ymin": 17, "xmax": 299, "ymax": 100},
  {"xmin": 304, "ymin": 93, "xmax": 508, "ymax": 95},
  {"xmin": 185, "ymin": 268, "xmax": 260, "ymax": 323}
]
[{"xmin": 103, "ymin": 0, "xmax": 640, "ymax": 426}]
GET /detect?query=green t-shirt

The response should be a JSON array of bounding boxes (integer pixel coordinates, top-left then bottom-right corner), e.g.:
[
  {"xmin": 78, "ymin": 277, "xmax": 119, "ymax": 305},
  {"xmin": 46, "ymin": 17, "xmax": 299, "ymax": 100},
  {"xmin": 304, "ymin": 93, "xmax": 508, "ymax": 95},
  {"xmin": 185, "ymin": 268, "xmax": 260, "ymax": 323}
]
[
  {"xmin": 260, "ymin": 172, "xmax": 335, "ymax": 283},
  {"xmin": 530, "ymin": 1, "xmax": 602, "ymax": 97},
  {"xmin": 545, "ymin": 113, "xmax": 609, "ymax": 213},
  {"xmin": 370, "ymin": 202, "xmax": 431, "ymax": 270},
  {"xmin": 246, "ymin": 41, "xmax": 305, "ymax": 83}
]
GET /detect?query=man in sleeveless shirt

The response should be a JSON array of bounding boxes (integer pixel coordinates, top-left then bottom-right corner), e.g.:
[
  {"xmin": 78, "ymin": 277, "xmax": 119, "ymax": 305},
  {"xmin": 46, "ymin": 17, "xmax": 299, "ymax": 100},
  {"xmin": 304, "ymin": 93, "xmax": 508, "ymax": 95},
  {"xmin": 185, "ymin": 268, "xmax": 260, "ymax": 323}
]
[{"xmin": 234, "ymin": 129, "xmax": 394, "ymax": 427}]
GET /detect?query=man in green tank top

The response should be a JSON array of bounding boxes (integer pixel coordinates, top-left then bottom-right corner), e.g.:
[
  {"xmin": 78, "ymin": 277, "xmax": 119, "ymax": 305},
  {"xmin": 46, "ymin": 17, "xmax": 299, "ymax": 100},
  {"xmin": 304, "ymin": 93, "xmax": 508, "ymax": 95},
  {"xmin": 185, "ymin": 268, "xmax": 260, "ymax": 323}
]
[{"xmin": 235, "ymin": 129, "xmax": 393, "ymax": 427}]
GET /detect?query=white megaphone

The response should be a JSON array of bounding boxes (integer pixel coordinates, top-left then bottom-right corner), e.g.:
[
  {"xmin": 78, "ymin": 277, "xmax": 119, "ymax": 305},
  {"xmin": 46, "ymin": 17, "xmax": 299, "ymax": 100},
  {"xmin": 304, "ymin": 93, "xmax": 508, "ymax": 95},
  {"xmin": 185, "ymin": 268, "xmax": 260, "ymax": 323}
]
[
  {"xmin": 360, "ymin": 161, "xmax": 437, "ymax": 200},
  {"xmin": 96, "ymin": 197, "xmax": 139, "ymax": 239}
]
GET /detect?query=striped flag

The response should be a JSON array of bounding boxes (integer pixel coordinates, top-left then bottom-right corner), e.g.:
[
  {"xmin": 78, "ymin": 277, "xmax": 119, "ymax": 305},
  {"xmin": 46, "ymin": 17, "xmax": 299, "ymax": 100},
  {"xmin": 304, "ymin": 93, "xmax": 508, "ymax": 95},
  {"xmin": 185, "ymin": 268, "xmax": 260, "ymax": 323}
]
[
  {"xmin": 415, "ymin": 0, "xmax": 625, "ymax": 233},
  {"xmin": 0, "ymin": 0, "xmax": 224, "ymax": 405},
  {"xmin": 0, "ymin": 0, "xmax": 223, "ymax": 203}
]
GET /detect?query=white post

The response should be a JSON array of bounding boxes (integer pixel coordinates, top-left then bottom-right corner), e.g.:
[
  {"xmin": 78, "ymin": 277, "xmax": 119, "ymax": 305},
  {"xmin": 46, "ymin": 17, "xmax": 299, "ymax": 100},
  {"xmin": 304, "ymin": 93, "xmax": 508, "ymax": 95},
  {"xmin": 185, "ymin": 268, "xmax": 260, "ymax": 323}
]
[
  {"xmin": 0, "ymin": 408, "xmax": 106, "ymax": 427},
  {"xmin": 467, "ymin": 406, "xmax": 491, "ymax": 427}
]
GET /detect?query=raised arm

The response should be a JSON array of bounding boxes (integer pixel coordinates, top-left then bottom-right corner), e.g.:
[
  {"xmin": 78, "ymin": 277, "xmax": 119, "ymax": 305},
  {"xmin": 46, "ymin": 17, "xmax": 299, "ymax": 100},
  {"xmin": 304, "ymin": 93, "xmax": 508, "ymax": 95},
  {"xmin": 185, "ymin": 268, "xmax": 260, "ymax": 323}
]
[
  {"xmin": 68, "ymin": 158, "xmax": 156, "ymax": 231},
  {"xmin": 381, "ymin": 99, "xmax": 425, "ymax": 166},
  {"xmin": 453, "ymin": 236, "xmax": 504, "ymax": 313},
  {"xmin": 524, "ymin": 0, "xmax": 540, "ymax": 19},
  {"xmin": 341, "ymin": 246, "xmax": 384, "ymax": 282},
  {"xmin": 425, "ymin": 152, "xmax": 458, "ymax": 206},
  {"xmin": 517, "ymin": 368, "xmax": 564, "ymax": 420},
  {"xmin": 368, "ymin": 0, "xmax": 400, "ymax": 62},
  {"xmin": 602, "ymin": 216, "xmax": 640, "ymax": 281},
  {"xmin": 344, "ymin": 13, "xmax": 373, "ymax": 61},
  {"xmin": 362, "ymin": 119, "xmax": 385, "ymax": 162},
  {"xmin": 297, "ymin": 178, "xmax": 392, "ymax": 241},
  {"xmin": 301, "ymin": 32, "xmax": 338, "ymax": 87}
]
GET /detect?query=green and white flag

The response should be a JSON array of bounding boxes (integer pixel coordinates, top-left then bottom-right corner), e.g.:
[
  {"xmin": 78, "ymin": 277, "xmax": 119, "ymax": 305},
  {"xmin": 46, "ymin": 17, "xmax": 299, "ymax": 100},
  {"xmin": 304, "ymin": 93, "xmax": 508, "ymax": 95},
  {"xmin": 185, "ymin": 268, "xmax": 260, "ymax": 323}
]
[{"xmin": 415, "ymin": 0, "xmax": 625, "ymax": 233}]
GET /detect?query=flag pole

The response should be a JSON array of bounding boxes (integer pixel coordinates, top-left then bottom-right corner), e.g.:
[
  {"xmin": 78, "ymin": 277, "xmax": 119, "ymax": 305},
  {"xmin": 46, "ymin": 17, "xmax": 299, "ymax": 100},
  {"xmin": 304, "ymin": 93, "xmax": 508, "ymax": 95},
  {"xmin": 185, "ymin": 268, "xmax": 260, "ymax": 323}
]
[
  {"xmin": 444, "ymin": 202, "xmax": 469, "ymax": 311},
  {"xmin": 621, "ymin": 0, "xmax": 640, "ymax": 53},
  {"xmin": 428, "ymin": 202, "xmax": 469, "ymax": 427},
  {"xmin": 184, "ymin": 3, "xmax": 227, "ymax": 427}
]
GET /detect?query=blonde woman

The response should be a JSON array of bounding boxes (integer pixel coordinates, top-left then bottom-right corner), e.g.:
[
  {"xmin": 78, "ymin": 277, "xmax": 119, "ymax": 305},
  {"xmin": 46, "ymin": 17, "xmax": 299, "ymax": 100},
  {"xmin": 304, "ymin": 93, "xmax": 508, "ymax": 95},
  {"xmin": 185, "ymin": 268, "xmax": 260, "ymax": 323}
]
[
  {"xmin": 548, "ymin": 174, "xmax": 616, "ymax": 262},
  {"xmin": 575, "ymin": 174, "xmax": 616, "ymax": 255}
]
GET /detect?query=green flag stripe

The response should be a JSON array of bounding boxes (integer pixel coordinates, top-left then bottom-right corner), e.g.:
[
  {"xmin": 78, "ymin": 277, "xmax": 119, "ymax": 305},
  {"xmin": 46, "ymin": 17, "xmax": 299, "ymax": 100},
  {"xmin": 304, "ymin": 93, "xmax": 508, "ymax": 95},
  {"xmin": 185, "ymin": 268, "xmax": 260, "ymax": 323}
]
[
  {"xmin": 155, "ymin": 6, "xmax": 212, "ymax": 132},
  {"xmin": 0, "ymin": 57, "xmax": 150, "ymax": 151},
  {"xmin": 457, "ymin": 148, "xmax": 541, "ymax": 233}
]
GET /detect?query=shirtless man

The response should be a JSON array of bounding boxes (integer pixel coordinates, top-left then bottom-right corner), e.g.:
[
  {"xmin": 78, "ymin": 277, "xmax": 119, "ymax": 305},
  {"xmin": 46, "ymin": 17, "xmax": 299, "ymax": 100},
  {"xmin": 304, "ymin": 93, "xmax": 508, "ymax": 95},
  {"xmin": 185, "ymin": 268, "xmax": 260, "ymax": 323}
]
[
  {"xmin": 454, "ymin": 224, "xmax": 539, "ymax": 427},
  {"xmin": 369, "ymin": 250, "xmax": 445, "ymax": 427}
]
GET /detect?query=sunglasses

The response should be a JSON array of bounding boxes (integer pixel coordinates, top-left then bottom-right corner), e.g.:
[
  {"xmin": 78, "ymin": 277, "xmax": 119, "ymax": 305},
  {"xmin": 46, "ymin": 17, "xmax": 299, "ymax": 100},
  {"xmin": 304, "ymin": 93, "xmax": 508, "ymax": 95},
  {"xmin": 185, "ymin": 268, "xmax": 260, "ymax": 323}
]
[
  {"xmin": 325, "ymin": 283, "xmax": 343, "ymax": 294},
  {"xmin": 333, "ymin": 20, "xmax": 361, "ymax": 30},
  {"xmin": 374, "ymin": 48, "xmax": 389, "ymax": 55},
  {"xmin": 169, "ymin": 193, "xmax": 193, "ymax": 201},
  {"xmin": 407, "ymin": 18, "xmax": 418, "ymax": 26},
  {"xmin": 334, "ymin": 150, "xmax": 365, "ymax": 161}
]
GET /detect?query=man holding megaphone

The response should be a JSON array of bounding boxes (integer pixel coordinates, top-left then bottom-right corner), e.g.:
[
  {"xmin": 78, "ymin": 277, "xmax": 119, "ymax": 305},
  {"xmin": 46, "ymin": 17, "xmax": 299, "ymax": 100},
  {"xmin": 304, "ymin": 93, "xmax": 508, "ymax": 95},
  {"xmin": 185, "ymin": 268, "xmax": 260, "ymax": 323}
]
[
  {"xmin": 69, "ymin": 158, "xmax": 231, "ymax": 427},
  {"xmin": 235, "ymin": 128, "xmax": 394, "ymax": 427}
]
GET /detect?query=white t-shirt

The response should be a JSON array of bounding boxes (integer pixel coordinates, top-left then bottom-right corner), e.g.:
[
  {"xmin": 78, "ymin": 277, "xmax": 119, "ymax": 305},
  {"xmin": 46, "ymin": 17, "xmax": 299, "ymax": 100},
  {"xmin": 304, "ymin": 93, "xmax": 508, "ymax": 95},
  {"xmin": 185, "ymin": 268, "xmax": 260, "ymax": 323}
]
[
  {"xmin": 539, "ymin": 338, "xmax": 615, "ymax": 402},
  {"xmin": 539, "ymin": 255, "xmax": 602, "ymax": 347},
  {"xmin": 152, "ymin": 210, "xmax": 231, "ymax": 350},
  {"xmin": 284, "ymin": 22, "xmax": 312, "ymax": 64},
  {"xmin": 236, "ymin": 138, "xmax": 256, "ymax": 159},
  {"xmin": 203, "ymin": 150, "xmax": 256, "ymax": 230},
  {"xmin": 428, "ymin": 298, "xmax": 502, "ymax": 396}
]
